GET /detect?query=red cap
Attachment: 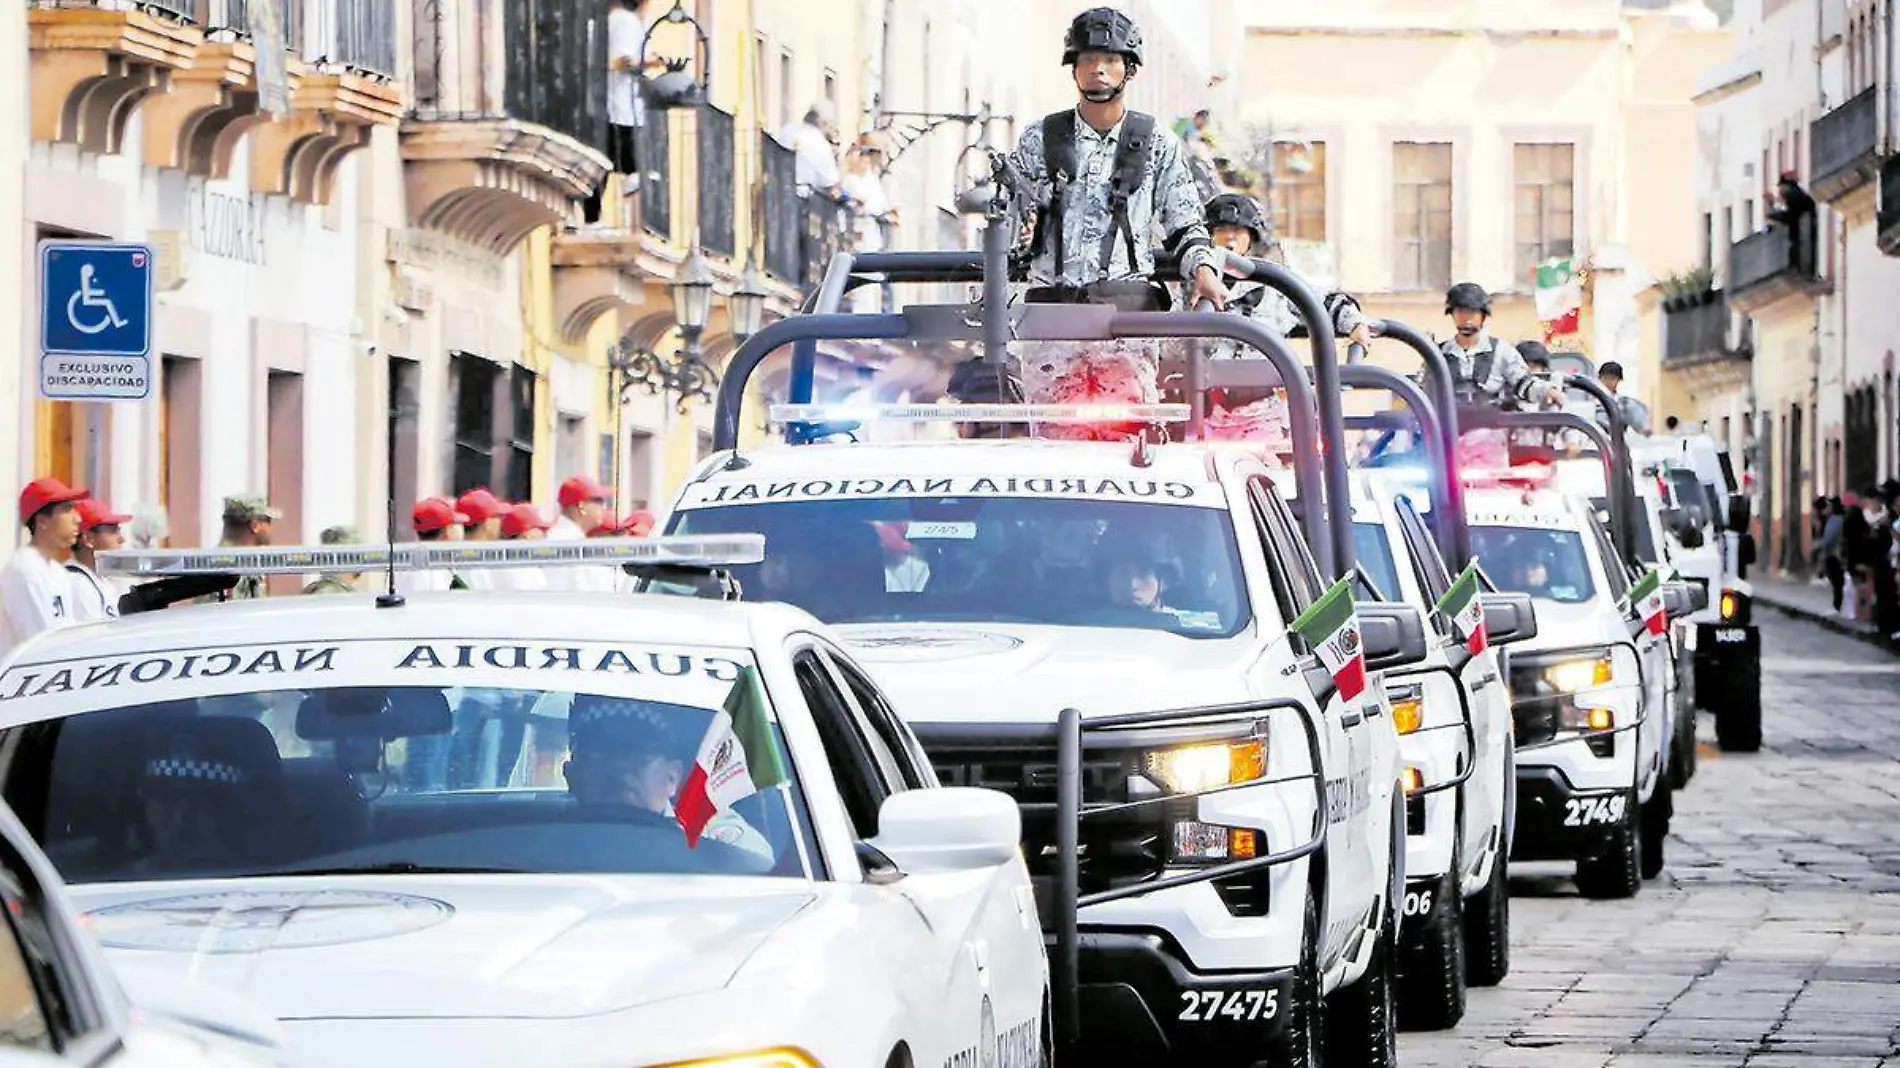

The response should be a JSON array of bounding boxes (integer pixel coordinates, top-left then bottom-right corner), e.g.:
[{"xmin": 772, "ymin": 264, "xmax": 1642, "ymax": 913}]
[
  {"xmin": 558, "ymin": 475, "xmax": 611, "ymax": 509},
  {"xmin": 455, "ymin": 488, "xmax": 508, "ymax": 523},
  {"xmin": 621, "ymin": 509, "xmax": 656, "ymax": 537},
  {"xmin": 412, "ymin": 497, "xmax": 470, "ymax": 534},
  {"xmin": 588, "ymin": 512, "xmax": 623, "ymax": 537},
  {"xmin": 75, "ymin": 498, "xmax": 132, "ymax": 531},
  {"xmin": 501, "ymin": 503, "xmax": 552, "ymax": 539},
  {"xmin": 18, "ymin": 478, "xmax": 88, "ymax": 524}
]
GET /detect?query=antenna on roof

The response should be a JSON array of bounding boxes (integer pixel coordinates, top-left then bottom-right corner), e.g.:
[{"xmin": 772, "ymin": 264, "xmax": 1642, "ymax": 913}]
[{"xmin": 379, "ymin": 372, "xmax": 407, "ymax": 610}]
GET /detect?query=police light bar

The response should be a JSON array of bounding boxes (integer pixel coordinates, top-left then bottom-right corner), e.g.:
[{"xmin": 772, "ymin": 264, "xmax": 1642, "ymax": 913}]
[
  {"xmin": 95, "ymin": 535, "xmax": 766, "ymax": 579},
  {"xmin": 768, "ymin": 403, "xmax": 1190, "ymax": 425},
  {"xmin": 1461, "ymin": 463, "xmax": 1557, "ymax": 491}
]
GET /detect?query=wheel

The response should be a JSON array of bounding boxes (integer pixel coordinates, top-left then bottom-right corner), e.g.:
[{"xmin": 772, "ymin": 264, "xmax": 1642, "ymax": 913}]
[
  {"xmin": 1325, "ymin": 892, "xmax": 1399, "ymax": 1068},
  {"xmin": 1396, "ymin": 866, "xmax": 1466, "ymax": 1031},
  {"xmin": 1573, "ymin": 792, "xmax": 1642, "ymax": 900},
  {"xmin": 1263, "ymin": 892, "xmax": 1324, "ymax": 1068},
  {"xmin": 1715, "ymin": 659, "xmax": 1762, "ymax": 752},
  {"xmin": 1640, "ymin": 778, "xmax": 1671, "ymax": 880},
  {"xmin": 1678, "ymin": 703, "xmax": 1699, "ymax": 784},
  {"xmin": 1462, "ymin": 847, "xmax": 1511, "ymax": 988}
]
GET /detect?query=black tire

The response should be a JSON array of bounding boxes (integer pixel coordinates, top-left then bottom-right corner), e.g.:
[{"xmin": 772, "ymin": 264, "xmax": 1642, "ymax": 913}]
[
  {"xmin": 1640, "ymin": 779, "xmax": 1670, "ymax": 880},
  {"xmin": 1573, "ymin": 793, "xmax": 1642, "ymax": 900},
  {"xmin": 1263, "ymin": 893, "xmax": 1324, "ymax": 1068},
  {"xmin": 1715, "ymin": 659, "xmax": 1762, "ymax": 752},
  {"xmin": 1325, "ymin": 895, "xmax": 1399, "ymax": 1068},
  {"xmin": 1462, "ymin": 848, "xmax": 1510, "ymax": 988},
  {"xmin": 1396, "ymin": 866, "xmax": 1466, "ymax": 1031}
]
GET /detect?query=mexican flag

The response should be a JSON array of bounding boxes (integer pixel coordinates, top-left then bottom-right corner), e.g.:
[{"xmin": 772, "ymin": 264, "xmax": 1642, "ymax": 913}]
[
  {"xmin": 676, "ymin": 666, "xmax": 788, "ymax": 848},
  {"xmin": 1435, "ymin": 563, "xmax": 1488, "ymax": 656},
  {"xmin": 1630, "ymin": 568, "xmax": 1668, "ymax": 637},
  {"xmin": 1292, "ymin": 577, "xmax": 1367, "ymax": 701},
  {"xmin": 1533, "ymin": 257, "xmax": 1583, "ymax": 341}
]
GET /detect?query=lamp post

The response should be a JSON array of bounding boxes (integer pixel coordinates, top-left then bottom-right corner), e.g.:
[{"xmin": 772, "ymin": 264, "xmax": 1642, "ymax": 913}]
[
  {"xmin": 730, "ymin": 256, "xmax": 769, "ymax": 342},
  {"xmin": 638, "ymin": 0, "xmax": 712, "ymax": 111},
  {"xmin": 607, "ymin": 247, "xmax": 721, "ymax": 414}
]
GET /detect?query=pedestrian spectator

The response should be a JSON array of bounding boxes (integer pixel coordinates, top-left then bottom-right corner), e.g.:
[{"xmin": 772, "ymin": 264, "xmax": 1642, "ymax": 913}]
[
  {"xmin": 217, "ymin": 494, "xmax": 279, "ymax": 599},
  {"xmin": 302, "ymin": 526, "xmax": 363, "ymax": 595},
  {"xmin": 127, "ymin": 505, "xmax": 168, "ymax": 550},
  {"xmin": 493, "ymin": 504, "xmax": 552, "ymax": 593},
  {"xmin": 401, "ymin": 498, "xmax": 471, "ymax": 595},
  {"xmin": 0, "ymin": 478, "xmax": 86, "ymax": 658},
  {"xmin": 1766, "ymin": 171, "xmax": 1817, "ymax": 276},
  {"xmin": 1863, "ymin": 487, "xmax": 1898, "ymax": 637},
  {"xmin": 841, "ymin": 136, "xmax": 898, "ymax": 312},
  {"xmin": 1842, "ymin": 491, "xmax": 1871, "ymax": 618},
  {"xmin": 1815, "ymin": 497, "xmax": 1846, "ymax": 613},
  {"xmin": 457, "ymin": 488, "xmax": 506, "ymax": 542},
  {"xmin": 582, "ymin": 0, "xmax": 662, "ymax": 225},
  {"xmin": 68, "ymin": 497, "xmax": 131, "ymax": 623},
  {"xmin": 550, "ymin": 475, "xmax": 616, "ymax": 592},
  {"xmin": 781, "ymin": 103, "xmax": 843, "ymax": 201},
  {"xmin": 621, "ymin": 509, "xmax": 655, "ymax": 537}
]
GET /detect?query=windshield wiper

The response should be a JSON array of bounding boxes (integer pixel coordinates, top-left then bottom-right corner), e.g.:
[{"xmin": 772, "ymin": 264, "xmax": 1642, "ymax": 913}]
[{"xmin": 271, "ymin": 861, "xmax": 529, "ymax": 877}]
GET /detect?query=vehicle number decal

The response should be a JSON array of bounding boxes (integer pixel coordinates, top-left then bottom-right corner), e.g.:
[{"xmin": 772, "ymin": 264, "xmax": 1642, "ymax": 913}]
[
  {"xmin": 906, "ymin": 521, "xmax": 976, "ymax": 540},
  {"xmin": 1714, "ymin": 628, "xmax": 1748, "ymax": 643},
  {"xmin": 1563, "ymin": 793, "xmax": 1628, "ymax": 827},
  {"xmin": 1179, "ymin": 989, "xmax": 1281, "ymax": 1022},
  {"xmin": 1402, "ymin": 889, "xmax": 1434, "ymax": 918}
]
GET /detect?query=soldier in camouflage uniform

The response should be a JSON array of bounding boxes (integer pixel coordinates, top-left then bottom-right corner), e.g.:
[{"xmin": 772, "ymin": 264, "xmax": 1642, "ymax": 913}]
[
  {"xmin": 301, "ymin": 525, "xmax": 361, "ymax": 595},
  {"xmin": 215, "ymin": 494, "xmax": 279, "ymax": 600}
]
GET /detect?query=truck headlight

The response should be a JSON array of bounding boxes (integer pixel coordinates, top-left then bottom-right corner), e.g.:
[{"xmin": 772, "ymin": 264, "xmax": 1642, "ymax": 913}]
[
  {"xmin": 1558, "ymin": 705, "xmax": 1614, "ymax": 732},
  {"xmin": 1389, "ymin": 685, "xmax": 1424, "ymax": 735},
  {"xmin": 1143, "ymin": 740, "xmax": 1266, "ymax": 795},
  {"xmin": 1144, "ymin": 740, "xmax": 1266, "ymax": 864},
  {"xmin": 1545, "ymin": 656, "xmax": 1613, "ymax": 693}
]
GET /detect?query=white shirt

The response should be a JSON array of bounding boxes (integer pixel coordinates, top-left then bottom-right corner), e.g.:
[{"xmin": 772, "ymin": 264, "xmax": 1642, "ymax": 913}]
[
  {"xmin": 548, "ymin": 514, "xmax": 620, "ymax": 593},
  {"xmin": 0, "ymin": 547, "xmax": 77, "ymax": 660},
  {"xmin": 65, "ymin": 561, "xmax": 121, "ymax": 623},
  {"xmin": 607, "ymin": 7, "xmax": 648, "ymax": 128},
  {"xmin": 780, "ymin": 122, "xmax": 841, "ymax": 196}
]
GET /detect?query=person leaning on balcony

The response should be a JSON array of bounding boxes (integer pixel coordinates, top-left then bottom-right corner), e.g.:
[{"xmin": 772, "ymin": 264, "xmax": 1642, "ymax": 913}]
[
  {"xmin": 582, "ymin": 0, "xmax": 665, "ymax": 225},
  {"xmin": 781, "ymin": 103, "xmax": 844, "ymax": 201},
  {"xmin": 1767, "ymin": 171, "xmax": 1817, "ymax": 276}
]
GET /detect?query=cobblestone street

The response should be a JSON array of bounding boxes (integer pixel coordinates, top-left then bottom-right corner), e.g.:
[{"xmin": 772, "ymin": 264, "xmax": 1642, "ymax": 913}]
[{"xmin": 1401, "ymin": 613, "xmax": 1900, "ymax": 1068}]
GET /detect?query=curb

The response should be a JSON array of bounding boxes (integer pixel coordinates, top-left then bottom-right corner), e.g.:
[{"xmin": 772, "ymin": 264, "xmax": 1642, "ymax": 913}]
[{"xmin": 1755, "ymin": 592, "xmax": 1894, "ymax": 651}]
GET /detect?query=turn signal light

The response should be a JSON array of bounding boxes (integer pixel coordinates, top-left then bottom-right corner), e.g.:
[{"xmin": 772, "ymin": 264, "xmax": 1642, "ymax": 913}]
[
  {"xmin": 1401, "ymin": 766, "xmax": 1425, "ymax": 795},
  {"xmin": 1391, "ymin": 695, "xmax": 1425, "ymax": 735}
]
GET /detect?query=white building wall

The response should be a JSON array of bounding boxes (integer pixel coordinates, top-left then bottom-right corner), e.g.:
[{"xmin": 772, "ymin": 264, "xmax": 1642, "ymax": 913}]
[{"xmin": 0, "ymin": 1, "xmax": 24, "ymax": 566}]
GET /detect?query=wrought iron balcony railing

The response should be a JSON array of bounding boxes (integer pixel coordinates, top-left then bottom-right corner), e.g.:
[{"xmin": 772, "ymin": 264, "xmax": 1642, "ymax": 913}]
[{"xmin": 1810, "ymin": 86, "xmax": 1879, "ymax": 201}]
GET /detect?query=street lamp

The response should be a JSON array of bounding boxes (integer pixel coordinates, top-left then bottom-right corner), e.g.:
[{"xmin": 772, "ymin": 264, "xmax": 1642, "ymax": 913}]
[
  {"xmin": 639, "ymin": 0, "xmax": 712, "ymax": 111},
  {"xmin": 608, "ymin": 247, "xmax": 721, "ymax": 414},
  {"xmin": 730, "ymin": 256, "xmax": 769, "ymax": 341}
]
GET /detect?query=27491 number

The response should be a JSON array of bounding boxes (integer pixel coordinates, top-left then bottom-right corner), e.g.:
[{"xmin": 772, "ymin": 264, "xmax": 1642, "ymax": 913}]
[
  {"xmin": 1563, "ymin": 793, "xmax": 1629, "ymax": 827},
  {"xmin": 1179, "ymin": 989, "xmax": 1280, "ymax": 1022}
]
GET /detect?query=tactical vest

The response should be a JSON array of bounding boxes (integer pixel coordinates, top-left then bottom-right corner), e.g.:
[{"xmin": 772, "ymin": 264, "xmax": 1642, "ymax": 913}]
[
  {"xmin": 1442, "ymin": 339, "xmax": 1500, "ymax": 405},
  {"xmin": 1030, "ymin": 109, "xmax": 1157, "ymax": 277}
]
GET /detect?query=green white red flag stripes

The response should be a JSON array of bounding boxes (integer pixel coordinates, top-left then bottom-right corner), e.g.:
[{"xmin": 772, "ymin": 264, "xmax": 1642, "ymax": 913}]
[
  {"xmin": 1435, "ymin": 562, "xmax": 1488, "ymax": 656},
  {"xmin": 1630, "ymin": 568, "xmax": 1667, "ymax": 637},
  {"xmin": 1533, "ymin": 257, "xmax": 1582, "ymax": 341},
  {"xmin": 676, "ymin": 665, "xmax": 789, "ymax": 848},
  {"xmin": 1292, "ymin": 576, "xmax": 1367, "ymax": 700}
]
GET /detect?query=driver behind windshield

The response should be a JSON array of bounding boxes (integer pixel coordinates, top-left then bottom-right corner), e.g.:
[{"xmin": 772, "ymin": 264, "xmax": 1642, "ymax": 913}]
[
  {"xmin": 1105, "ymin": 551, "xmax": 1167, "ymax": 611},
  {"xmin": 563, "ymin": 696, "xmax": 772, "ymax": 860},
  {"xmin": 127, "ymin": 727, "xmax": 273, "ymax": 875}
]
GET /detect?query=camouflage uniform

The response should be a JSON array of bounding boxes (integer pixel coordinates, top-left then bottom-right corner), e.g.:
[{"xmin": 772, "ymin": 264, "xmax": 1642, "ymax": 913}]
[
  {"xmin": 208, "ymin": 493, "xmax": 282, "ymax": 601},
  {"xmin": 301, "ymin": 524, "xmax": 358, "ymax": 596}
]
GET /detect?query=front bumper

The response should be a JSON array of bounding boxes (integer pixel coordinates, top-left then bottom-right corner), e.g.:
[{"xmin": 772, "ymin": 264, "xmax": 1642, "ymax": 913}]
[
  {"xmin": 1510, "ymin": 765, "xmax": 1632, "ymax": 863},
  {"xmin": 1064, "ymin": 928, "xmax": 1296, "ymax": 1064}
]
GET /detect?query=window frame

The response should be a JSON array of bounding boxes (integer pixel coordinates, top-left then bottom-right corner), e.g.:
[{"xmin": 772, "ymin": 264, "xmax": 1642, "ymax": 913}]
[
  {"xmin": 816, "ymin": 647, "xmax": 930, "ymax": 791},
  {"xmin": 1391, "ymin": 141, "xmax": 1453, "ymax": 291},
  {"xmin": 789, "ymin": 645, "xmax": 895, "ymax": 842},
  {"xmin": 1267, "ymin": 140, "xmax": 1327, "ymax": 243},
  {"xmin": 1512, "ymin": 142, "xmax": 1577, "ymax": 282}
]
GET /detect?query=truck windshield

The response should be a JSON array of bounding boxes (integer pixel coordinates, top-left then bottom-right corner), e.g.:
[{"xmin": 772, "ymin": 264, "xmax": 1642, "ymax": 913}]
[
  {"xmin": 1470, "ymin": 526, "xmax": 1597, "ymax": 604},
  {"xmin": 1353, "ymin": 523, "xmax": 1404, "ymax": 603},
  {"xmin": 672, "ymin": 498, "xmax": 1251, "ymax": 637}
]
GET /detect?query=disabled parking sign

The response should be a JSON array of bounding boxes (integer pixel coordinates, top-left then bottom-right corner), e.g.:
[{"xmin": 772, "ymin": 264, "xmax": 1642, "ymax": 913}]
[{"xmin": 39, "ymin": 241, "xmax": 155, "ymax": 401}]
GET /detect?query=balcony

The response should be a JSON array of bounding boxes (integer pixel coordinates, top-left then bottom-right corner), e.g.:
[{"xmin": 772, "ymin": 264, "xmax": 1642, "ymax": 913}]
[
  {"xmin": 27, "ymin": 0, "xmax": 202, "ymax": 154},
  {"xmin": 1662, "ymin": 290, "xmax": 1751, "ymax": 378},
  {"xmin": 698, "ymin": 105, "xmax": 737, "ymax": 259},
  {"xmin": 1725, "ymin": 223, "xmax": 1830, "ymax": 315},
  {"xmin": 403, "ymin": 0, "xmax": 612, "ymax": 254},
  {"xmin": 1879, "ymin": 154, "xmax": 1900, "ymax": 257},
  {"xmin": 1810, "ymin": 86, "xmax": 1880, "ymax": 203}
]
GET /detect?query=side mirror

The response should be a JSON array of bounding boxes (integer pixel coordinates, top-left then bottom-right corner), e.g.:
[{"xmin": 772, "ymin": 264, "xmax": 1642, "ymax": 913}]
[
  {"xmin": 1356, "ymin": 601, "xmax": 1429, "ymax": 672},
  {"xmin": 868, "ymin": 788, "xmax": 1021, "ymax": 874},
  {"xmin": 1676, "ymin": 522, "xmax": 1706, "ymax": 549},
  {"xmin": 1683, "ymin": 581, "xmax": 1710, "ymax": 613},
  {"xmin": 1727, "ymin": 493, "xmax": 1752, "ymax": 533},
  {"xmin": 1478, "ymin": 591, "xmax": 1539, "ymax": 646},
  {"xmin": 1661, "ymin": 583, "xmax": 1694, "ymax": 620}
]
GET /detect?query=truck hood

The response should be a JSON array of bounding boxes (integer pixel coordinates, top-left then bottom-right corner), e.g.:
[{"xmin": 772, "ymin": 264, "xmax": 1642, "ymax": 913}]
[
  {"xmin": 1512, "ymin": 598, "xmax": 1624, "ymax": 656},
  {"xmin": 68, "ymin": 875, "xmax": 815, "ymax": 1021},
  {"xmin": 835, "ymin": 622, "xmax": 1262, "ymax": 723}
]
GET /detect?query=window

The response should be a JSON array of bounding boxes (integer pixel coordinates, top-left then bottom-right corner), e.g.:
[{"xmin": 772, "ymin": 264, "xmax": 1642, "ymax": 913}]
[
  {"xmin": 828, "ymin": 656, "xmax": 931, "ymax": 788},
  {"xmin": 779, "ymin": 48, "xmax": 795, "ymax": 129},
  {"xmin": 450, "ymin": 354, "xmax": 536, "ymax": 499},
  {"xmin": 1701, "ymin": 212, "xmax": 1713, "ymax": 268},
  {"xmin": 0, "ymin": 880, "xmax": 50, "ymax": 1051},
  {"xmin": 1392, "ymin": 142, "xmax": 1453, "ymax": 291},
  {"xmin": 389, "ymin": 357, "xmax": 420, "ymax": 537},
  {"xmin": 794, "ymin": 652, "xmax": 889, "ymax": 838},
  {"xmin": 1268, "ymin": 141, "xmax": 1327, "ymax": 242},
  {"xmin": 1471, "ymin": 526, "xmax": 1597, "ymax": 604},
  {"xmin": 1353, "ymin": 523, "xmax": 1403, "ymax": 604},
  {"xmin": 1514, "ymin": 143, "xmax": 1575, "ymax": 280},
  {"xmin": 823, "ymin": 70, "xmax": 837, "ymax": 115}
]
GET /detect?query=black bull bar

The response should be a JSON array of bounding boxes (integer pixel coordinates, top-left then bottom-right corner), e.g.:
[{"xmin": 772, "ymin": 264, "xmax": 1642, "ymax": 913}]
[{"xmin": 1037, "ymin": 697, "xmax": 1329, "ymax": 1055}]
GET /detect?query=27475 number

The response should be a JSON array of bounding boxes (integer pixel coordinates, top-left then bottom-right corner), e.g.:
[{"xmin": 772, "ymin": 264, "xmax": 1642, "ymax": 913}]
[
  {"xmin": 1179, "ymin": 989, "xmax": 1280, "ymax": 1022},
  {"xmin": 1563, "ymin": 793, "xmax": 1628, "ymax": 827}
]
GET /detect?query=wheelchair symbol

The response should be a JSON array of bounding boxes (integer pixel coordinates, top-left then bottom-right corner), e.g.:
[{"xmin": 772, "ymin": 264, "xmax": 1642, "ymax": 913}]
[{"xmin": 66, "ymin": 264, "xmax": 129, "ymax": 336}]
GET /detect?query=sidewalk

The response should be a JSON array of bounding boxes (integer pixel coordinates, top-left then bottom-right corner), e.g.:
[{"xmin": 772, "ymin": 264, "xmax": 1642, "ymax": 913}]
[{"xmin": 1751, "ymin": 575, "xmax": 1895, "ymax": 651}]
